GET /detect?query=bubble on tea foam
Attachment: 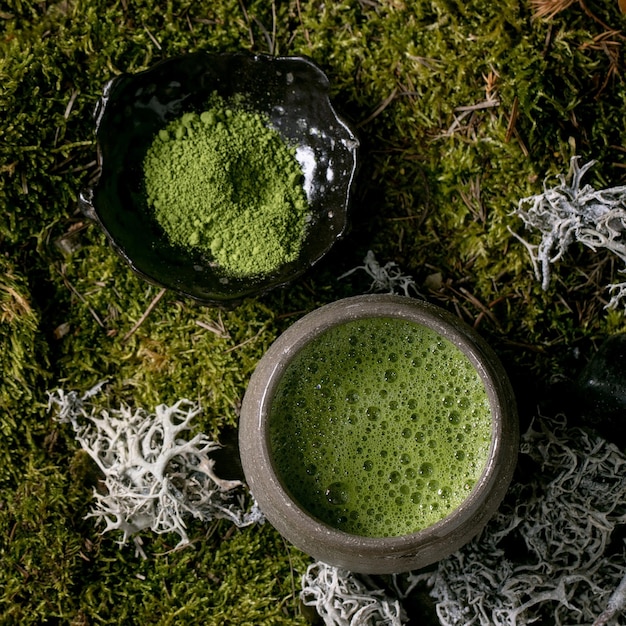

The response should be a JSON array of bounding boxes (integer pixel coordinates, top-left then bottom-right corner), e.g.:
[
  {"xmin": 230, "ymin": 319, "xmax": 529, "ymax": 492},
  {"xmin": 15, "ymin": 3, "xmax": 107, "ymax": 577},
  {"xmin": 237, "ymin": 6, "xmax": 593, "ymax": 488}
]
[
  {"xmin": 420, "ymin": 462, "xmax": 434, "ymax": 477},
  {"xmin": 366, "ymin": 406, "xmax": 380, "ymax": 421},
  {"xmin": 345, "ymin": 390, "xmax": 359, "ymax": 404},
  {"xmin": 325, "ymin": 482, "xmax": 349, "ymax": 505},
  {"xmin": 385, "ymin": 369, "xmax": 398, "ymax": 383}
]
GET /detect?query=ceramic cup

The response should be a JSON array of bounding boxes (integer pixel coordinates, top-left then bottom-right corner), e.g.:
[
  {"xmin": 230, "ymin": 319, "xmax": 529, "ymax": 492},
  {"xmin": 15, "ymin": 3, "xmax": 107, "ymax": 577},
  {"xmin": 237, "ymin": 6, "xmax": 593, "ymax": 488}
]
[{"xmin": 239, "ymin": 294, "xmax": 519, "ymax": 574}]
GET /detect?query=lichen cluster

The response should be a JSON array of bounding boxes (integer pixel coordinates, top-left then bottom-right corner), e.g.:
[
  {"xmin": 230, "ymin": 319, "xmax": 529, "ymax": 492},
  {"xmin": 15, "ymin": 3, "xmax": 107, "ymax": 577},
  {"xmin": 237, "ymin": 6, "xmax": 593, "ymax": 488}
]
[
  {"xmin": 3, "ymin": 0, "xmax": 626, "ymax": 623},
  {"xmin": 48, "ymin": 386, "xmax": 263, "ymax": 557},
  {"xmin": 301, "ymin": 562, "xmax": 405, "ymax": 625},
  {"xmin": 403, "ymin": 413, "xmax": 626, "ymax": 625},
  {"xmin": 339, "ymin": 250, "xmax": 421, "ymax": 297},
  {"xmin": 513, "ymin": 157, "xmax": 626, "ymax": 311}
]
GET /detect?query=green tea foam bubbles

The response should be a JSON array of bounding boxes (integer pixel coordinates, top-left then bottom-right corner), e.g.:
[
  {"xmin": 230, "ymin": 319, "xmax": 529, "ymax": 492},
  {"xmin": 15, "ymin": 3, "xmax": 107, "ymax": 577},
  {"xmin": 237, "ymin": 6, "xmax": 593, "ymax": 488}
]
[{"xmin": 268, "ymin": 316, "xmax": 493, "ymax": 537}]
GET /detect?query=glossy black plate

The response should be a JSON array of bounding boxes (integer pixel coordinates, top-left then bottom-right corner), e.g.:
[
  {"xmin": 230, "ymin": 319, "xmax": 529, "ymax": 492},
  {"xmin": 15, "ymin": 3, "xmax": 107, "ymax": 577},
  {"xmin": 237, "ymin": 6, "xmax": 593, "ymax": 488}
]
[{"xmin": 80, "ymin": 52, "xmax": 359, "ymax": 305}]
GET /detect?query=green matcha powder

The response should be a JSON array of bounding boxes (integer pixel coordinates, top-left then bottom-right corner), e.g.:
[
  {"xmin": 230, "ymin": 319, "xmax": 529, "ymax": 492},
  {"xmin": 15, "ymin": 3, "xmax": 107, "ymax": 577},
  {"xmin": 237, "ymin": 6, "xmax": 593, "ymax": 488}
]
[{"xmin": 143, "ymin": 100, "xmax": 309, "ymax": 278}]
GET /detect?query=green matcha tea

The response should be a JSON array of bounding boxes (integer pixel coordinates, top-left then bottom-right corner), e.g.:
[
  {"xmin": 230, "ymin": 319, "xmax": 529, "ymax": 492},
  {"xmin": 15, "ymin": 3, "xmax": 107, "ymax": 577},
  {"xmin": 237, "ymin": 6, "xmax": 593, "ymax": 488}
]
[{"xmin": 269, "ymin": 317, "xmax": 493, "ymax": 537}]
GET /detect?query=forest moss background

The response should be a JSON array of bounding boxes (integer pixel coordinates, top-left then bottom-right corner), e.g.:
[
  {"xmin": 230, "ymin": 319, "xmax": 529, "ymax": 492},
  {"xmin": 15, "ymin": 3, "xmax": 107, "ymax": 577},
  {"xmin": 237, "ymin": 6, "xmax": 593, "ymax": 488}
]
[{"xmin": 2, "ymin": 0, "xmax": 626, "ymax": 623}]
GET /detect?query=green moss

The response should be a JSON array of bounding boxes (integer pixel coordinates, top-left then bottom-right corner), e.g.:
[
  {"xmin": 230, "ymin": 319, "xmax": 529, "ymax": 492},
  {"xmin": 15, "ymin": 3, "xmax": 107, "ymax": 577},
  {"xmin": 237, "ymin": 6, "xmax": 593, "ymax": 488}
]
[
  {"xmin": 0, "ymin": 462, "xmax": 90, "ymax": 623},
  {"xmin": 3, "ymin": 0, "xmax": 626, "ymax": 621},
  {"xmin": 69, "ymin": 524, "xmax": 308, "ymax": 625},
  {"xmin": 0, "ymin": 258, "xmax": 51, "ymax": 488}
]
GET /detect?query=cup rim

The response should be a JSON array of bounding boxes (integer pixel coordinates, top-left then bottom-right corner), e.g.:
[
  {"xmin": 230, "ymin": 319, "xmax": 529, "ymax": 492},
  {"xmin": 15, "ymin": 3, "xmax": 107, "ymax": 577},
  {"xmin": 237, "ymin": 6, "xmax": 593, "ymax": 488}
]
[{"xmin": 239, "ymin": 294, "xmax": 518, "ymax": 573}]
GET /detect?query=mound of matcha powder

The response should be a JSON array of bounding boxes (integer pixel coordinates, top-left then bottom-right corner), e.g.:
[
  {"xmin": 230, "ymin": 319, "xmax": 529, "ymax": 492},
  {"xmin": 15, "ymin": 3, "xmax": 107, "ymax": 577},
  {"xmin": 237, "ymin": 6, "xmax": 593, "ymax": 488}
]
[{"xmin": 143, "ymin": 101, "xmax": 310, "ymax": 278}]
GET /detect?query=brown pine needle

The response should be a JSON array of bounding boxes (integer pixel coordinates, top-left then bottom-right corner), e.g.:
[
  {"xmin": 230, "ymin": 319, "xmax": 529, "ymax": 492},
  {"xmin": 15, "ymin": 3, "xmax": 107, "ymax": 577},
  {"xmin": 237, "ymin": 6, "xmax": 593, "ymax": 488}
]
[
  {"xmin": 530, "ymin": 0, "xmax": 577, "ymax": 20},
  {"xmin": 122, "ymin": 288, "xmax": 167, "ymax": 343}
]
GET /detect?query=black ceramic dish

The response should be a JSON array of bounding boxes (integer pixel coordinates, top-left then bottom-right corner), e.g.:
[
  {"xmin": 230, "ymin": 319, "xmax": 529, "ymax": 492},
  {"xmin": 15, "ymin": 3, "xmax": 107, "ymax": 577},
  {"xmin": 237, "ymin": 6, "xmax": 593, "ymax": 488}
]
[{"xmin": 80, "ymin": 52, "xmax": 359, "ymax": 305}]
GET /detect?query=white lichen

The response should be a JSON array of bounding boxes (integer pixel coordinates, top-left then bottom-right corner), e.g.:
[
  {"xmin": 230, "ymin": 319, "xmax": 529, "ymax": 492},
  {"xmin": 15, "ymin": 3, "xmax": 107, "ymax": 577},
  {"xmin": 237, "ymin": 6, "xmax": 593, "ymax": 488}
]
[
  {"xmin": 593, "ymin": 569, "xmax": 626, "ymax": 626},
  {"xmin": 48, "ymin": 384, "xmax": 263, "ymax": 557},
  {"xmin": 404, "ymin": 413, "xmax": 626, "ymax": 626},
  {"xmin": 338, "ymin": 250, "xmax": 421, "ymax": 298},
  {"xmin": 301, "ymin": 561, "xmax": 406, "ymax": 626},
  {"xmin": 511, "ymin": 156, "xmax": 626, "ymax": 310}
]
